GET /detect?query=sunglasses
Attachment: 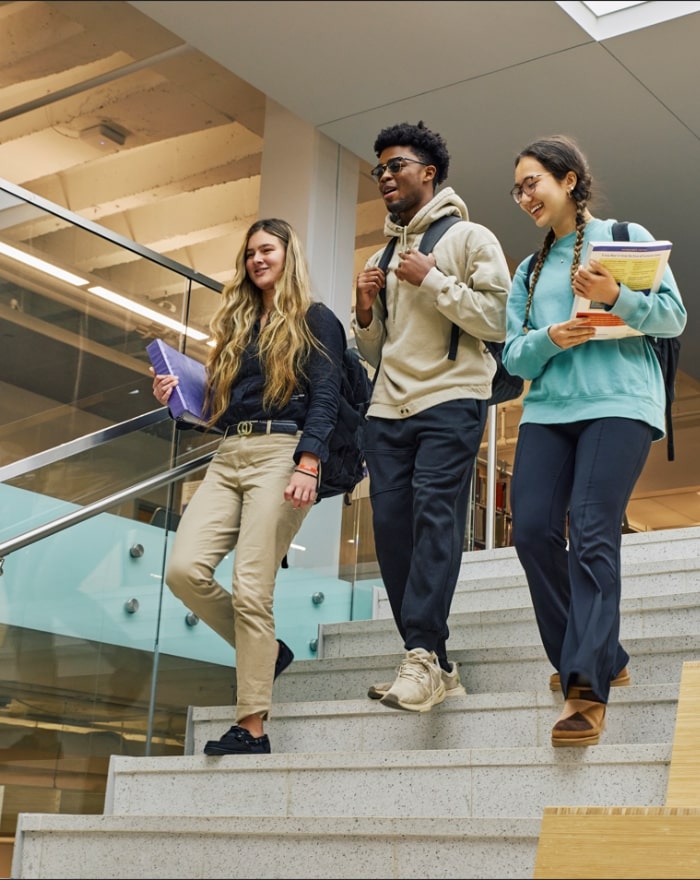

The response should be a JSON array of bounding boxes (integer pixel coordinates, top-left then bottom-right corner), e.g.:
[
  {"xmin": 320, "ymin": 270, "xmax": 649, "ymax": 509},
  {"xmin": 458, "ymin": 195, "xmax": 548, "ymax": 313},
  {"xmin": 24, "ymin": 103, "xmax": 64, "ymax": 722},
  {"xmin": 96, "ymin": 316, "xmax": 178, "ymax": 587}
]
[{"xmin": 370, "ymin": 156, "xmax": 429, "ymax": 181}]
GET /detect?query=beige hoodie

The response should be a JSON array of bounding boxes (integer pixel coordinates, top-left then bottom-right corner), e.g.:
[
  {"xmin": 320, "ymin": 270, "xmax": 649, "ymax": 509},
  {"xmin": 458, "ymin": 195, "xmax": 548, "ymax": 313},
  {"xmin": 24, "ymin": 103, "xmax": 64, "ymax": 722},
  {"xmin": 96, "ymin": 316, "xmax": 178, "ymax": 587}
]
[{"xmin": 353, "ymin": 186, "xmax": 511, "ymax": 419}]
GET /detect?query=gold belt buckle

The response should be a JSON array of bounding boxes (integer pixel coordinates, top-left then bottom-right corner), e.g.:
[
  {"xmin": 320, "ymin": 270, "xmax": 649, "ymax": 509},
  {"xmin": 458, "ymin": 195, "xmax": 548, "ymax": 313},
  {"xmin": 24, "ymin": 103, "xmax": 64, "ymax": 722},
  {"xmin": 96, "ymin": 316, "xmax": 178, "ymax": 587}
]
[{"xmin": 236, "ymin": 420, "xmax": 253, "ymax": 436}]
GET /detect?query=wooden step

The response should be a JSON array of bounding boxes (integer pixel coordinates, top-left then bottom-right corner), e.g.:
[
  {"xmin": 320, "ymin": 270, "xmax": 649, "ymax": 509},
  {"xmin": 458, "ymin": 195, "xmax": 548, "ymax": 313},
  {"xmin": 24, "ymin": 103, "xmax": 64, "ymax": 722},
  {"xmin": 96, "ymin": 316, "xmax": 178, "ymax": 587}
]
[
  {"xmin": 534, "ymin": 805, "xmax": 700, "ymax": 879},
  {"xmin": 533, "ymin": 661, "xmax": 700, "ymax": 878}
]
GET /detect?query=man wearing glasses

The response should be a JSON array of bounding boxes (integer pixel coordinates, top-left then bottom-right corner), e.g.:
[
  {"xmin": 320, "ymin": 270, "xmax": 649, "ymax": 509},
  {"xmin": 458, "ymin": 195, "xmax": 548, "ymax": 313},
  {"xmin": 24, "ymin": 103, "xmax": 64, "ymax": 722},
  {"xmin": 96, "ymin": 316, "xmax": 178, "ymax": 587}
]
[{"xmin": 353, "ymin": 121, "xmax": 511, "ymax": 712}]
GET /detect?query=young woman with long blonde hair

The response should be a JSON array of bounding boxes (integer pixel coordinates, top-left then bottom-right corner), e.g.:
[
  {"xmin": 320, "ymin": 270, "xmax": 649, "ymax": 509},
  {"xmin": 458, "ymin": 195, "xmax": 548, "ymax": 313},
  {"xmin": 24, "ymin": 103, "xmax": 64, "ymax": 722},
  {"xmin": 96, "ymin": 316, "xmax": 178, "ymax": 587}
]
[{"xmin": 152, "ymin": 218, "xmax": 344, "ymax": 754}]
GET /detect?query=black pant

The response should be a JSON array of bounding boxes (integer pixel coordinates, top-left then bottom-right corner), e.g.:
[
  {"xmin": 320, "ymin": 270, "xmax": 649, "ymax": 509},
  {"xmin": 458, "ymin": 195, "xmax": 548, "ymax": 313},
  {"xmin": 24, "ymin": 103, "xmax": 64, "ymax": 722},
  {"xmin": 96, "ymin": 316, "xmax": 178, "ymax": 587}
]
[
  {"xmin": 365, "ymin": 398, "xmax": 487, "ymax": 669},
  {"xmin": 511, "ymin": 417, "xmax": 652, "ymax": 702}
]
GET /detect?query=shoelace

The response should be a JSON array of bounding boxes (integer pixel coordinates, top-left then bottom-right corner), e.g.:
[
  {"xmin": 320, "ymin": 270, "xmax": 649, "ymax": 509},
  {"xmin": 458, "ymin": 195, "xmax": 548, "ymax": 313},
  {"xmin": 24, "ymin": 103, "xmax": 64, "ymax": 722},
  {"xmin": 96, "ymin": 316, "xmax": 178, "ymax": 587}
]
[{"xmin": 397, "ymin": 658, "xmax": 432, "ymax": 682}]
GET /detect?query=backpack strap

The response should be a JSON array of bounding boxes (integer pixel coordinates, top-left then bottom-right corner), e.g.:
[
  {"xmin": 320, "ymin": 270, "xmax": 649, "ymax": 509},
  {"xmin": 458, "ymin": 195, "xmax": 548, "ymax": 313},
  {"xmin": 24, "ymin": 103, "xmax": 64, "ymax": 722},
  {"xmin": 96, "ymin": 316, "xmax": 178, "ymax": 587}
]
[
  {"xmin": 525, "ymin": 251, "xmax": 538, "ymax": 288},
  {"xmin": 377, "ymin": 238, "xmax": 397, "ymax": 318},
  {"xmin": 376, "ymin": 215, "xmax": 463, "ymax": 359},
  {"xmin": 614, "ymin": 218, "xmax": 678, "ymax": 462},
  {"xmin": 419, "ymin": 216, "xmax": 462, "ymax": 359},
  {"xmin": 370, "ymin": 240, "xmax": 397, "ymax": 388},
  {"xmin": 418, "ymin": 214, "xmax": 462, "ymax": 252},
  {"xmin": 612, "ymin": 221, "xmax": 629, "ymax": 241}
]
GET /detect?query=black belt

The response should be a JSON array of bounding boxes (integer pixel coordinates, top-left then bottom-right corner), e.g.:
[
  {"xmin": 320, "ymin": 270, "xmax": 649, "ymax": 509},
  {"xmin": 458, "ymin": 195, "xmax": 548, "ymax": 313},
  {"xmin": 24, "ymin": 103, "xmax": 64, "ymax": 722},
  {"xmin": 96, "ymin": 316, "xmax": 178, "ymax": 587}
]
[{"xmin": 223, "ymin": 420, "xmax": 298, "ymax": 438}]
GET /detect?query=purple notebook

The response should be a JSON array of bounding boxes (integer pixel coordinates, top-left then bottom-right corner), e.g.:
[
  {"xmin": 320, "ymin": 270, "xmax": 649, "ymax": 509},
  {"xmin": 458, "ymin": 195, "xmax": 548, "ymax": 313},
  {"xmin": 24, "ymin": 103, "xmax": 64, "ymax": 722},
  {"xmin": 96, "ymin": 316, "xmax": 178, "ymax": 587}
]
[{"xmin": 146, "ymin": 338, "xmax": 209, "ymax": 424}]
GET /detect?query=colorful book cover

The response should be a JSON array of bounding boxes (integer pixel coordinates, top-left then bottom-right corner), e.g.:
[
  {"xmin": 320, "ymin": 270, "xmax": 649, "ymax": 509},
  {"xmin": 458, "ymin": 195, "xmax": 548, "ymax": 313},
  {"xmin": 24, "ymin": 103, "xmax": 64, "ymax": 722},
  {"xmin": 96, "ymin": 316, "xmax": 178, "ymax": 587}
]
[{"xmin": 571, "ymin": 239, "xmax": 672, "ymax": 339}]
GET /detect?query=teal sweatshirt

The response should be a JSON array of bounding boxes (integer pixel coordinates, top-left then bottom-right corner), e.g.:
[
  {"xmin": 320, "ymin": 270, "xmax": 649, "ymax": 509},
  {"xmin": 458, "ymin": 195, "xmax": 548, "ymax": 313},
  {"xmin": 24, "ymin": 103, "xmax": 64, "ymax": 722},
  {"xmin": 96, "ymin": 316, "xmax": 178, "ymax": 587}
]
[{"xmin": 501, "ymin": 218, "xmax": 687, "ymax": 441}]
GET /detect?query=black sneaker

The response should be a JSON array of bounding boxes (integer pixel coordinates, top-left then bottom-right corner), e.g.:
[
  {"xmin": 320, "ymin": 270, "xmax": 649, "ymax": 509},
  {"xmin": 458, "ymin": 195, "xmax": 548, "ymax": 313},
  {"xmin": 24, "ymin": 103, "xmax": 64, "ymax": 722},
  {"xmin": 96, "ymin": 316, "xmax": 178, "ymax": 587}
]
[
  {"xmin": 203, "ymin": 725, "xmax": 271, "ymax": 756},
  {"xmin": 274, "ymin": 639, "xmax": 294, "ymax": 679}
]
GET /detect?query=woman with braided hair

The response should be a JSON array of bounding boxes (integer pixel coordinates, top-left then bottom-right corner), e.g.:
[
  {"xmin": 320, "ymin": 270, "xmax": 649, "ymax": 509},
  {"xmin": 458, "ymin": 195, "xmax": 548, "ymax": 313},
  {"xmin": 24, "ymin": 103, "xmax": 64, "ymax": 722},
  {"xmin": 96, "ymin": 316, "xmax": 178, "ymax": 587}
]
[{"xmin": 501, "ymin": 135, "xmax": 685, "ymax": 747}]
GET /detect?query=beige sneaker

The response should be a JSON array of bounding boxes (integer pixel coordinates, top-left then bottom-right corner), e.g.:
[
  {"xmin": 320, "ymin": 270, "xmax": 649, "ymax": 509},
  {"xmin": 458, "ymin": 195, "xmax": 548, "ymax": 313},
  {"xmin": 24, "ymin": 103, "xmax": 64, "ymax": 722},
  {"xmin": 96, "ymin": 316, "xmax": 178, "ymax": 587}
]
[
  {"xmin": 379, "ymin": 648, "xmax": 446, "ymax": 712},
  {"xmin": 368, "ymin": 660, "xmax": 466, "ymax": 700}
]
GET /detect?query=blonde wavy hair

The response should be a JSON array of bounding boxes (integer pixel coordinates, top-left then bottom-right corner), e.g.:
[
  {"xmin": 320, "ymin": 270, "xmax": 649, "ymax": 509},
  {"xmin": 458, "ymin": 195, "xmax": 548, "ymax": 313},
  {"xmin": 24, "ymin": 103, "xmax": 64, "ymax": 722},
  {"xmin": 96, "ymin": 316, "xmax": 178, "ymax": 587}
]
[{"xmin": 203, "ymin": 218, "xmax": 323, "ymax": 427}]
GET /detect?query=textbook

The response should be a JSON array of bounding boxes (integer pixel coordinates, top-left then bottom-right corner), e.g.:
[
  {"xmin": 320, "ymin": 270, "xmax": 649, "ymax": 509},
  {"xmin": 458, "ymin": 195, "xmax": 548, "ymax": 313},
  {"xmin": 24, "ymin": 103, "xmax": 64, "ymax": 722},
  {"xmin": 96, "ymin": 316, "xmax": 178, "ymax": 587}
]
[
  {"xmin": 146, "ymin": 338, "xmax": 209, "ymax": 425},
  {"xmin": 570, "ymin": 239, "xmax": 672, "ymax": 339}
]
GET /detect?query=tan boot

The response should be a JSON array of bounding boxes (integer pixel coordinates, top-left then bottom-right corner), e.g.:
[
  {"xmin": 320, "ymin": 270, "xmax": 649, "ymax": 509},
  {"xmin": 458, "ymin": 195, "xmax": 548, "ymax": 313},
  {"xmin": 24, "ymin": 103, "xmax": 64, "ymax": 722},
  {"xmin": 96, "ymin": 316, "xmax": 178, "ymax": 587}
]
[
  {"xmin": 549, "ymin": 666, "xmax": 631, "ymax": 693},
  {"xmin": 551, "ymin": 698, "xmax": 606, "ymax": 747}
]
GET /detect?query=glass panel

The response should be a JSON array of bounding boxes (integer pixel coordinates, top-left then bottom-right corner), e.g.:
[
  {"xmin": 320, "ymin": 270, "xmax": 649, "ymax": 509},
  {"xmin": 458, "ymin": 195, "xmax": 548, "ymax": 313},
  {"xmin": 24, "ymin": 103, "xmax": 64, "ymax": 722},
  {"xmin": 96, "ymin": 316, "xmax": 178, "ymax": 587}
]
[
  {"xmin": 0, "ymin": 468, "xmax": 230, "ymax": 841},
  {"xmin": 0, "ymin": 189, "xmax": 217, "ymax": 458}
]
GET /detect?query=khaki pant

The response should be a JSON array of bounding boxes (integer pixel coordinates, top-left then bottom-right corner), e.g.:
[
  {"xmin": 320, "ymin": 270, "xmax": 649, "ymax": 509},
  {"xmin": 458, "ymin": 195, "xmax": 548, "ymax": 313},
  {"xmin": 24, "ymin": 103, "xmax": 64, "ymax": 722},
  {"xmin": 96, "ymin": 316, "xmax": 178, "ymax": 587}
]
[{"xmin": 166, "ymin": 432, "xmax": 308, "ymax": 722}]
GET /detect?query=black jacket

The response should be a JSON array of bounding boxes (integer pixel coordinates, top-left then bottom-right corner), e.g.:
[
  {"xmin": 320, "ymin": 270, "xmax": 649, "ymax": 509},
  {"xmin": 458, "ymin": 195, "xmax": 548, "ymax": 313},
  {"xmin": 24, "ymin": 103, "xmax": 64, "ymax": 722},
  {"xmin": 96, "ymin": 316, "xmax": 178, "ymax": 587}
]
[{"xmin": 215, "ymin": 302, "xmax": 344, "ymax": 464}]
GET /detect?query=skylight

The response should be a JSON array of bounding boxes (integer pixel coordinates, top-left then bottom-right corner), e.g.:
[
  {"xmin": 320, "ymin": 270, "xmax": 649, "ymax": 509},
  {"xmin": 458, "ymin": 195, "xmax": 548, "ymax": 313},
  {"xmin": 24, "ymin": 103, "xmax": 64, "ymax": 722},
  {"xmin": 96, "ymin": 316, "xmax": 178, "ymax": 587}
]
[
  {"xmin": 582, "ymin": 2, "xmax": 646, "ymax": 15},
  {"xmin": 557, "ymin": 1, "xmax": 700, "ymax": 39}
]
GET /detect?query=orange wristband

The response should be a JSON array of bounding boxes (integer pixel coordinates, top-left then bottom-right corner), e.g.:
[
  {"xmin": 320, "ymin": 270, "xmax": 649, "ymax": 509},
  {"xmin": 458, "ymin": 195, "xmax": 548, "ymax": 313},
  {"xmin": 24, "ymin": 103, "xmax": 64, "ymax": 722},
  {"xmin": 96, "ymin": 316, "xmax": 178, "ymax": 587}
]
[{"xmin": 295, "ymin": 465, "xmax": 319, "ymax": 477}]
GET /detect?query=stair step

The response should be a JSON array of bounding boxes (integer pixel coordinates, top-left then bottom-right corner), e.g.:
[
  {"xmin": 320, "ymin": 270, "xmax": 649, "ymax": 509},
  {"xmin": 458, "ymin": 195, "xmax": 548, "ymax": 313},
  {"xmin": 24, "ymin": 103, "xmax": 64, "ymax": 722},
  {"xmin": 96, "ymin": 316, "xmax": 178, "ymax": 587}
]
[
  {"xmin": 187, "ymin": 683, "xmax": 679, "ymax": 755},
  {"xmin": 273, "ymin": 634, "xmax": 700, "ymax": 703},
  {"xmin": 535, "ymin": 805, "xmax": 700, "ymax": 880},
  {"xmin": 373, "ymin": 555, "xmax": 700, "ymax": 617},
  {"xmin": 452, "ymin": 527, "xmax": 700, "ymax": 585},
  {"xmin": 320, "ymin": 589, "xmax": 700, "ymax": 659},
  {"xmin": 11, "ymin": 526, "xmax": 700, "ymax": 880},
  {"xmin": 12, "ymin": 813, "xmax": 542, "ymax": 879},
  {"xmin": 101, "ymin": 745, "xmax": 670, "ymax": 821},
  {"xmin": 465, "ymin": 557, "xmax": 699, "ymax": 610}
]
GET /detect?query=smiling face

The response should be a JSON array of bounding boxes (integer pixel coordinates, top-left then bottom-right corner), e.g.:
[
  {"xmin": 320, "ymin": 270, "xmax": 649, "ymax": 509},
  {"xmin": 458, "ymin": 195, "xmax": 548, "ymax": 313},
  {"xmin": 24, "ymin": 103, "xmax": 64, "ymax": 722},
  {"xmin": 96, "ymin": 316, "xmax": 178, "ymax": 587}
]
[
  {"xmin": 514, "ymin": 156, "xmax": 577, "ymax": 238},
  {"xmin": 245, "ymin": 229, "xmax": 286, "ymax": 294},
  {"xmin": 374, "ymin": 147, "xmax": 436, "ymax": 223}
]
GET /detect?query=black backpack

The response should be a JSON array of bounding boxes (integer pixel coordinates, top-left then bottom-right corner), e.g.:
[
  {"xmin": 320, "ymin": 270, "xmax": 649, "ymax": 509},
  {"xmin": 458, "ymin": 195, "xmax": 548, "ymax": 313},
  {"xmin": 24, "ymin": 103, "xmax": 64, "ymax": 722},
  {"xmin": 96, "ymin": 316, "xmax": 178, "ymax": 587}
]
[
  {"xmin": 377, "ymin": 215, "xmax": 523, "ymax": 407},
  {"xmin": 525, "ymin": 221, "xmax": 681, "ymax": 461},
  {"xmin": 316, "ymin": 314, "xmax": 373, "ymax": 504}
]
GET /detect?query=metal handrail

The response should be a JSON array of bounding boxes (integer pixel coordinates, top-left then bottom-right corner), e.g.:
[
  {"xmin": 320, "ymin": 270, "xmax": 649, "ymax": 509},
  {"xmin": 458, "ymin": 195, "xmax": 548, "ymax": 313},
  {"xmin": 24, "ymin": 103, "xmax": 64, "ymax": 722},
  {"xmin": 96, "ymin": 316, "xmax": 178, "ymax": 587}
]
[
  {"xmin": 0, "ymin": 450, "xmax": 215, "ymax": 568},
  {"xmin": 0, "ymin": 177, "xmax": 222, "ymax": 293},
  {"xmin": 0, "ymin": 408, "xmax": 172, "ymax": 483}
]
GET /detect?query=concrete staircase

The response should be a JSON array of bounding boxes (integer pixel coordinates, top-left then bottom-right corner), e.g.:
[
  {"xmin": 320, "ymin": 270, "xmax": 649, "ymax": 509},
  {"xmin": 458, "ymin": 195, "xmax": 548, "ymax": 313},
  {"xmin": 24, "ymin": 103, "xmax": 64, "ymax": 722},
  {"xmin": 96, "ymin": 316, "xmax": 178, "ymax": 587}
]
[{"xmin": 11, "ymin": 526, "xmax": 700, "ymax": 879}]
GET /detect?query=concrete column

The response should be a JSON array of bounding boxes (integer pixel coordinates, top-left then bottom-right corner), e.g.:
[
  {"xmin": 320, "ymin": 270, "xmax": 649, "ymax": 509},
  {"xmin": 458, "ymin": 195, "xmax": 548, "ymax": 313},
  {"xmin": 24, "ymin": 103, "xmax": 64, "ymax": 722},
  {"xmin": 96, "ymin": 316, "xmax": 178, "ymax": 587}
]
[
  {"xmin": 258, "ymin": 101, "xmax": 362, "ymax": 593},
  {"xmin": 258, "ymin": 100, "xmax": 358, "ymax": 329}
]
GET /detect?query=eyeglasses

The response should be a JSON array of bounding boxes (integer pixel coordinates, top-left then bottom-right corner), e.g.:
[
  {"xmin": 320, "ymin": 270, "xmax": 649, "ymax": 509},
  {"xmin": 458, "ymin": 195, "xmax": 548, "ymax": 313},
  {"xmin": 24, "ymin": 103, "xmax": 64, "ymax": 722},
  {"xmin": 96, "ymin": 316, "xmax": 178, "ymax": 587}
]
[
  {"xmin": 510, "ymin": 173, "xmax": 551, "ymax": 204},
  {"xmin": 370, "ymin": 156, "xmax": 429, "ymax": 181}
]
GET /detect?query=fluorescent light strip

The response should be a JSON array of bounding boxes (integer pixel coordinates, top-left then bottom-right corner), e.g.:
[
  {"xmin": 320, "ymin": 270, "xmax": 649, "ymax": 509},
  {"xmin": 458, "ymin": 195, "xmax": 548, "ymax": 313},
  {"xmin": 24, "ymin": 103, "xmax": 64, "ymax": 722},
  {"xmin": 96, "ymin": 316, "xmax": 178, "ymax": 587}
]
[
  {"xmin": 88, "ymin": 286, "xmax": 209, "ymax": 342},
  {"xmin": 0, "ymin": 239, "xmax": 211, "ymax": 343},
  {"xmin": 0, "ymin": 241, "xmax": 89, "ymax": 287}
]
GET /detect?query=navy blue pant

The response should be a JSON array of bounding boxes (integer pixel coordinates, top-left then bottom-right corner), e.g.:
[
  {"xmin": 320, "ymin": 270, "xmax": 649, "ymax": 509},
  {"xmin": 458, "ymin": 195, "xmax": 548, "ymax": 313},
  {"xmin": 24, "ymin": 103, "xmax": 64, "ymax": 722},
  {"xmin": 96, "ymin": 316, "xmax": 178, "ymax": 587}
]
[
  {"xmin": 365, "ymin": 398, "xmax": 487, "ymax": 669},
  {"xmin": 510, "ymin": 418, "xmax": 652, "ymax": 702}
]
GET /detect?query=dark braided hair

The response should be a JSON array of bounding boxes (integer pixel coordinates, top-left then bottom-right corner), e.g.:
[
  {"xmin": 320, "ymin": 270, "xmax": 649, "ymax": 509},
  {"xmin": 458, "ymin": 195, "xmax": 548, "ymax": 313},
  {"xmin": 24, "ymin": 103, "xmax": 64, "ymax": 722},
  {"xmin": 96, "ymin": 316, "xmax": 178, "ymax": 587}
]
[
  {"xmin": 517, "ymin": 135, "xmax": 593, "ymax": 330},
  {"xmin": 374, "ymin": 121, "xmax": 450, "ymax": 189}
]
